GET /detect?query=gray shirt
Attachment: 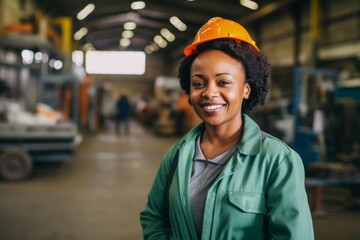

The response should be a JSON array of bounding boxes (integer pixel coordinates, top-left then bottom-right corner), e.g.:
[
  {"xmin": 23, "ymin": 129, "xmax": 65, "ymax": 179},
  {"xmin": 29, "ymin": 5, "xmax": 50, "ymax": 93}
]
[{"xmin": 189, "ymin": 135, "xmax": 238, "ymax": 239}]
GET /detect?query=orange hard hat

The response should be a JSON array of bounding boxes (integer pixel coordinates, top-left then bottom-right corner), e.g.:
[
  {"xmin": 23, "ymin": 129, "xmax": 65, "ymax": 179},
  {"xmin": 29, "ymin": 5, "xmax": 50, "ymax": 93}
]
[{"xmin": 183, "ymin": 17, "xmax": 259, "ymax": 56}]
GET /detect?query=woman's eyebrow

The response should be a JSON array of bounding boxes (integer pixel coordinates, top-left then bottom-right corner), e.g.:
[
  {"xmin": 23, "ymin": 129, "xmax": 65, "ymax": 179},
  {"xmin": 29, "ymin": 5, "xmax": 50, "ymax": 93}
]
[
  {"xmin": 215, "ymin": 72, "xmax": 231, "ymax": 77},
  {"xmin": 191, "ymin": 73, "xmax": 205, "ymax": 78}
]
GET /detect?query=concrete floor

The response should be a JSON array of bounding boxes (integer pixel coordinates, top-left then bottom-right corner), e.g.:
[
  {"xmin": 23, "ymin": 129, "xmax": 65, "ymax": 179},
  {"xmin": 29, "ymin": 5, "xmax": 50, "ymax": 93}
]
[{"xmin": 0, "ymin": 121, "xmax": 359, "ymax": 240}]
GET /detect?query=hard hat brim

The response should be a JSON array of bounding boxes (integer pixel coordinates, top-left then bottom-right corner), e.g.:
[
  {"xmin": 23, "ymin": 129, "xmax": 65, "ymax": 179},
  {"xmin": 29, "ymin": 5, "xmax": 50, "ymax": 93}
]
[{"xmin": 183, "ymin": 36, "xmax": 259, "ymax": 56}]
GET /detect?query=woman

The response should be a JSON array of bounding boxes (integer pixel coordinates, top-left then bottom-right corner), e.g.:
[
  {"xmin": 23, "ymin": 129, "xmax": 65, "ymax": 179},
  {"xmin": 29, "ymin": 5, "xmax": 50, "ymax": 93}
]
[{"xmin": 140, "ymin": 17, "xmax": 314, "ymax": 240}]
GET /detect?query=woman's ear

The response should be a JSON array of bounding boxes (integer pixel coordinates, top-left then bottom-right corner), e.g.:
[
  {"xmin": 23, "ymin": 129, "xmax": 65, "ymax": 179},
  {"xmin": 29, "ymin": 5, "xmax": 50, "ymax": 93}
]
[{"xmin": 244, "ymin": 83, "xmax": 251, "ymax": 100}]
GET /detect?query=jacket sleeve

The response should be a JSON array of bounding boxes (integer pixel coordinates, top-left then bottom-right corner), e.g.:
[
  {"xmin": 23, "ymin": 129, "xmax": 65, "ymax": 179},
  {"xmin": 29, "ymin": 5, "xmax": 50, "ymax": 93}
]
[
  {"xmin": 140, "ymin": 145, "xmax": 177, "ymax": 239},
  {"xmin": 266, "ymin": 150, "xmax": 314, "ymax": 240}
]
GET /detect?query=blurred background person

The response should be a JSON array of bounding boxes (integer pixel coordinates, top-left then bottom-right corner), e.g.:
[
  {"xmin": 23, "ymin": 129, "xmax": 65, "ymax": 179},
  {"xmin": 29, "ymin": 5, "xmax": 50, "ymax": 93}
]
[{"xmin": 115, "ymin": 94, "xmax": 131, "ymax": 136}]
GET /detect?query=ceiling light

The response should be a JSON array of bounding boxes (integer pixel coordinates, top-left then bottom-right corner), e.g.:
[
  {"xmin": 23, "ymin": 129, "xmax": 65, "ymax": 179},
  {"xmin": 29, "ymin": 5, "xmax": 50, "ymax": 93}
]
[
  {"xmin": 72, "ymin": 51, "xmax": 84, "ymax": 66},
  {"xmin": 83, "ymin": 43, "xmax": 95, "ymax": 52},
  {"xmin": 21, "ymin": 50, "xmax": 34, "ymax": 64},
  {"xmin": 131, "ymin": 1, "xmax": 146, "ymax": 10},
  {"xmin": 74, "ymin": 27, "xmax": 88, "ymax": 41},
  {"xmin": 122, "ymin": 30, "xmax": 134, "ymax": 38},
  {"xmin": 154, "ymin": 35, "xmax": 167, "ymax": 48},
  {"xmin": 158, "ymin": 41, "xmax": 167, "ymax": 48},
  {"xmin": 34, "ymin": 52, "xmax": 43, "ymax": 63},
  {"xmin": 240, "ymin": 0, "xmax": 258, "ymax": 10},
  {"xmin": 124, "ymin": 22, "xmax": 137, "ymax": 30},
  {"xmin": 154, "ymin": 35, "xmax": 164, "ymax": 44},
  {"xmin": 145, "ymin": 45, "xmax": 154, "ymax": 54},
  {"xmin": 160, "ymin": 28, "xmax": 175, "ymax": 42},
  {"xmin": 54, "ymin": 60, "xmax": 63, "ymax": 70},
  {"xmin": 119, "ymin": 38, "xmax": 131, "ymax": 47},
  {"xmin": 77, "ymin": 3, "xmax": 95, "ymax": 20},
  {"xmin": 169, "ymin": 16, "xmax": 187, "ymax": 31},
  {"xmin": 146, "ymin": 43, "xmax": 160, "ymax": 52}
]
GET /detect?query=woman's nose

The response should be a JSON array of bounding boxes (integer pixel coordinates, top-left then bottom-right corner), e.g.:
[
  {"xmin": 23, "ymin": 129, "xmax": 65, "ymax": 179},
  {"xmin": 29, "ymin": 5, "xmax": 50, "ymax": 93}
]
[{"xmin": 202, "ymin": 84, "xmax": 219, "ymax": 98}]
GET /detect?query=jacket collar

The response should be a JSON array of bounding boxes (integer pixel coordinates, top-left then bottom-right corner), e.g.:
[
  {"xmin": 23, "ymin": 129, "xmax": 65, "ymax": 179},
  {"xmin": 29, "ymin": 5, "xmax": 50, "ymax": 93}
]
[
  {"xmin": 237, "ymin": 115, "xmax": 262, "ymax": 156},
  {"xmin": 180, "ymin": 115, "xmax": 262, "ymax": 156}
]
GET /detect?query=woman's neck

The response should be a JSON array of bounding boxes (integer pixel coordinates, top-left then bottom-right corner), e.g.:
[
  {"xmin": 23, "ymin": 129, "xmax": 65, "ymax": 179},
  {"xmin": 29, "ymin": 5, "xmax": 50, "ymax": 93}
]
[{"xmin": 200, "ymin": 121, "xmax": 243, "ymax": 159}]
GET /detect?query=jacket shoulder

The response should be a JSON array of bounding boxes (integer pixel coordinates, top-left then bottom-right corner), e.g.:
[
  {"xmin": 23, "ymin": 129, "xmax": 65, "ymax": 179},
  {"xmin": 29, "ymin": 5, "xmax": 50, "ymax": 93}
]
[{"xmin": 260, "ymin": 134, "xmax": 302, "ymax": 165}]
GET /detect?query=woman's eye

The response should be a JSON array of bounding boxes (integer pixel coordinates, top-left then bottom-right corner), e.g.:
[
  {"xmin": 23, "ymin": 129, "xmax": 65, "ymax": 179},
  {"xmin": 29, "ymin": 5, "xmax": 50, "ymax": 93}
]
[
  {"xmin": 192, "ymin": 81, "xmax": 204, "ymax": 88},
  {"xmin": 218, "ymin": 80, "xmax": 230, "ymax": 86}
]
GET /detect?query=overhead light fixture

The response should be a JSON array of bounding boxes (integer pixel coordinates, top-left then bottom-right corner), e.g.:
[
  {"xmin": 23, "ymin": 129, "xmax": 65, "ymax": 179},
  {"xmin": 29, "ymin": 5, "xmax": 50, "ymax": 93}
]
[
  {"xmin": 144, "ymin": 46, "xmax": 153, "ymax": 54},
  {"xmin": 160, "ymin": 28, "xmax": 175, "ymax": 42},
  {"xmin": 34, "ymin": 52, "xmax": 43, "ymax": 63},
  {"xmin": 131, "ymin": 1, "xmax": 146, "ymax": 10},
  {"xmin": 170, "ymin": 16, "xmax": 187, "ymax": 31},
  {"xmin": 119, "ymin": 38, "xmax": 131, "ymax": 47},
  {"xmin": 21, "ymin": 49, "xmax": 34, "ymax": 64},
  {"xmin": 122, "ymin": 30, "xmax": 134, "ymax": 39},
  {"xmin": 74, "ymin": 27, "xmax": 88, "ymax": 41},
  {"xmin": 124, "ymin": 22, "xmax": 137, "ymax": 30},
  {"xmin": 154, "ymin": 35, "xmax": 168, "ymax": 48},
  {"xmin": 151, "ymin": 42, "xmax": 160, "ymax": 51},
  {"xmin": 240, "ymin": 0, "xmax": 258, "ymax": 10},
  {"xmin": 49, "ymin": 59, "xmax": 63, "ymax": 70},
  {"xmin": 83, "ymin": 43, "xmax": 95, "ymax": 52},
  {"xmin": 53, "ymin": 60, "xmax": 63, "ymax": 70},
  {"xmin": 72, "ymin": 51, "xmax": 84, "ymax": 66},
  {"xmin": 77, "ymin": 3, "xmax": 95, "ymax": 20}
]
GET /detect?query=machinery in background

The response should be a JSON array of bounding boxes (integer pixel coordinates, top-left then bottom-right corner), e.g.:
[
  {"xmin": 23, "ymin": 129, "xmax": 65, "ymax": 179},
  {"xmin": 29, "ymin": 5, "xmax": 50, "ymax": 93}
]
[
  {"xmin": 330, "ymin": 77, "xmax": 360, "ymax": 167},
  {"xmin": 251, "ymin": 66, "xmax": 359, "ymax": 175},
  {"xmin": 291, "ymin": 67, "xmax": 339, "ymax": 169},
  {"xmin": 153, "ymin": 76, "xmax": 180, "ymax": 136},
  {"xmin": 291, "ymin": 68, "xmax": 360, "ymax": 212},
  {"xmin": 152, "ymin": 76, "xmax": 202, "ymax": 136},
  {"xmin": 0, "ymin": 17, "xmax": 84, "ymax": 181},
  {"xmin": 251, "ymin": 66, "xmax": 360, "ymax": 212},
  {"xmin": 291, "ymin": 68, "xmax": 359, "ymax": 172},
  {"xmin": 0, "ymin": 116, "xmax": 81, "ymax": 181},
  {"xmin": 0, "ymin": 79, "xmax": 81, "ymax": 181},
  {"xmin": 0, "ymin": 88, "xmax": 82, "ymax": 181}
]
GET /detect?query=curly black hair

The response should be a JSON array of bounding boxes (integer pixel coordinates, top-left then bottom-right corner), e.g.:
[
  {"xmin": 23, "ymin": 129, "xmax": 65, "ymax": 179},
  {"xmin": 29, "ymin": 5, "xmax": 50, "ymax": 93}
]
[{"xmin": 177, "ymin": 39, "xmax": 271, "ymax": 114}]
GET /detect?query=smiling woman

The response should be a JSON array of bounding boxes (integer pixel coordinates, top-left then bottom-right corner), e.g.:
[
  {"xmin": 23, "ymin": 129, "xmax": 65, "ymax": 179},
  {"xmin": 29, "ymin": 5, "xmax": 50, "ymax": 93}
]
[
  {"xmin": 140, "ymin": 17, "xmax": 314, "ymax": 240},
  {"xmin": 85, "ymin": 50, "xmax": 146, "ymax": 75}
]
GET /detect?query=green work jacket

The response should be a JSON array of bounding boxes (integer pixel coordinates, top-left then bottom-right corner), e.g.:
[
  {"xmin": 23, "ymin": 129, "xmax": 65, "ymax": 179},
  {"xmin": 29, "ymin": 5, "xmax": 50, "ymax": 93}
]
[{"xmin": 140, "ymin": 115, "xmax": 314, "ymax": 240}]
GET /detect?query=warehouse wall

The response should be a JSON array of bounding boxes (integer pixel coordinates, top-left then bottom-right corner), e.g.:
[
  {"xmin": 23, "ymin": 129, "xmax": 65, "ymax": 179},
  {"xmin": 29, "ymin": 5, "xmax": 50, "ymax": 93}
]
[{"xmin": 257, "ymin": 0, "xmax": 360, "ymax": 67}]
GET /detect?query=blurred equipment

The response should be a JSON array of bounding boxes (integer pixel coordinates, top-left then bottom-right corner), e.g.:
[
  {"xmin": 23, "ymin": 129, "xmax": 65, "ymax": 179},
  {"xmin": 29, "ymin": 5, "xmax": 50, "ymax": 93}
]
[
  {"xmin": 0, "ymin": 101, "xmax": 81, "ymax": 181},
  {"xmin": 291, "ymin": 67, "xmax": 339, "ymax": 169},
  {"xmin": 0, "ymin": 119, "xmax": 81, "ymax": 181},
  {"xmin": 153, "ymin": 76, "xmax": 180, "ymax": 136},
  {"xmin": 291, "ymin": 67, "xmax": 360, "ymax": 213},
  {"xmin": 252, "ymin": 67, "xmax": 360, "ymax": 213},
  {"xmin": 176, "ymin": 91, "xmax": 201, "ymax": 135},
  {"xmin": 0, "ymin": 16, "xmax": 83, "ymax": 181}
]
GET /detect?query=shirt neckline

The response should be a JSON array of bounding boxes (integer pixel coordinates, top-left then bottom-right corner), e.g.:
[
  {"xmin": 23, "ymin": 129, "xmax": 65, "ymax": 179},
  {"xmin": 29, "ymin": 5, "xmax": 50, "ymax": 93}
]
[{"xmin": 194, "ymin": 134, "xmax": 238, "ymax": 165}]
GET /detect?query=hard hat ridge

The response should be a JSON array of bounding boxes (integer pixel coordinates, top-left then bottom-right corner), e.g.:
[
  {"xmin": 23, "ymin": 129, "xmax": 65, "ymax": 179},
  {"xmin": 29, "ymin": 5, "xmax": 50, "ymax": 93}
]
[{"xmin": 183, "ymin": 17, "xmax": 259, "ymax": 56}]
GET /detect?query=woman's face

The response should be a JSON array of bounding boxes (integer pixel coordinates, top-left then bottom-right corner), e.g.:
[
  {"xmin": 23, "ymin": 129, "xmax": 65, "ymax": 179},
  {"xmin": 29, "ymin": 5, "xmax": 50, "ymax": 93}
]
[{"xmin": 189, "ymin": 50, "xmax": 250, "ymax": 128}]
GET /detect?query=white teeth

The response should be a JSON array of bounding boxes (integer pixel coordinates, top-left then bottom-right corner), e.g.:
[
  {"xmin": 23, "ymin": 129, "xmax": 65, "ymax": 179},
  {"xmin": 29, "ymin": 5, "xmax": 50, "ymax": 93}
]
[{"xmin": 203, "ymin": 105, "xmax": 223, "ymax": 110}]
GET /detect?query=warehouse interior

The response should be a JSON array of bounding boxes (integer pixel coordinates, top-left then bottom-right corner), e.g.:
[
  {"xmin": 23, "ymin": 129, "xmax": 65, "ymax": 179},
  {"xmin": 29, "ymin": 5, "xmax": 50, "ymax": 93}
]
[{"xmin": 0, "ymin": 0, "xmax": 360, "ymax": 239}]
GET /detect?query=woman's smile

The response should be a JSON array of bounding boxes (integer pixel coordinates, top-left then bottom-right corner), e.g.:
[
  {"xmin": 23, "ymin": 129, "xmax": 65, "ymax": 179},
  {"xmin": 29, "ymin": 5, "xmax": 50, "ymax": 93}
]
[{"xmin": 201, "ymin": 103, "xmax": 226, "ymax": 112}]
